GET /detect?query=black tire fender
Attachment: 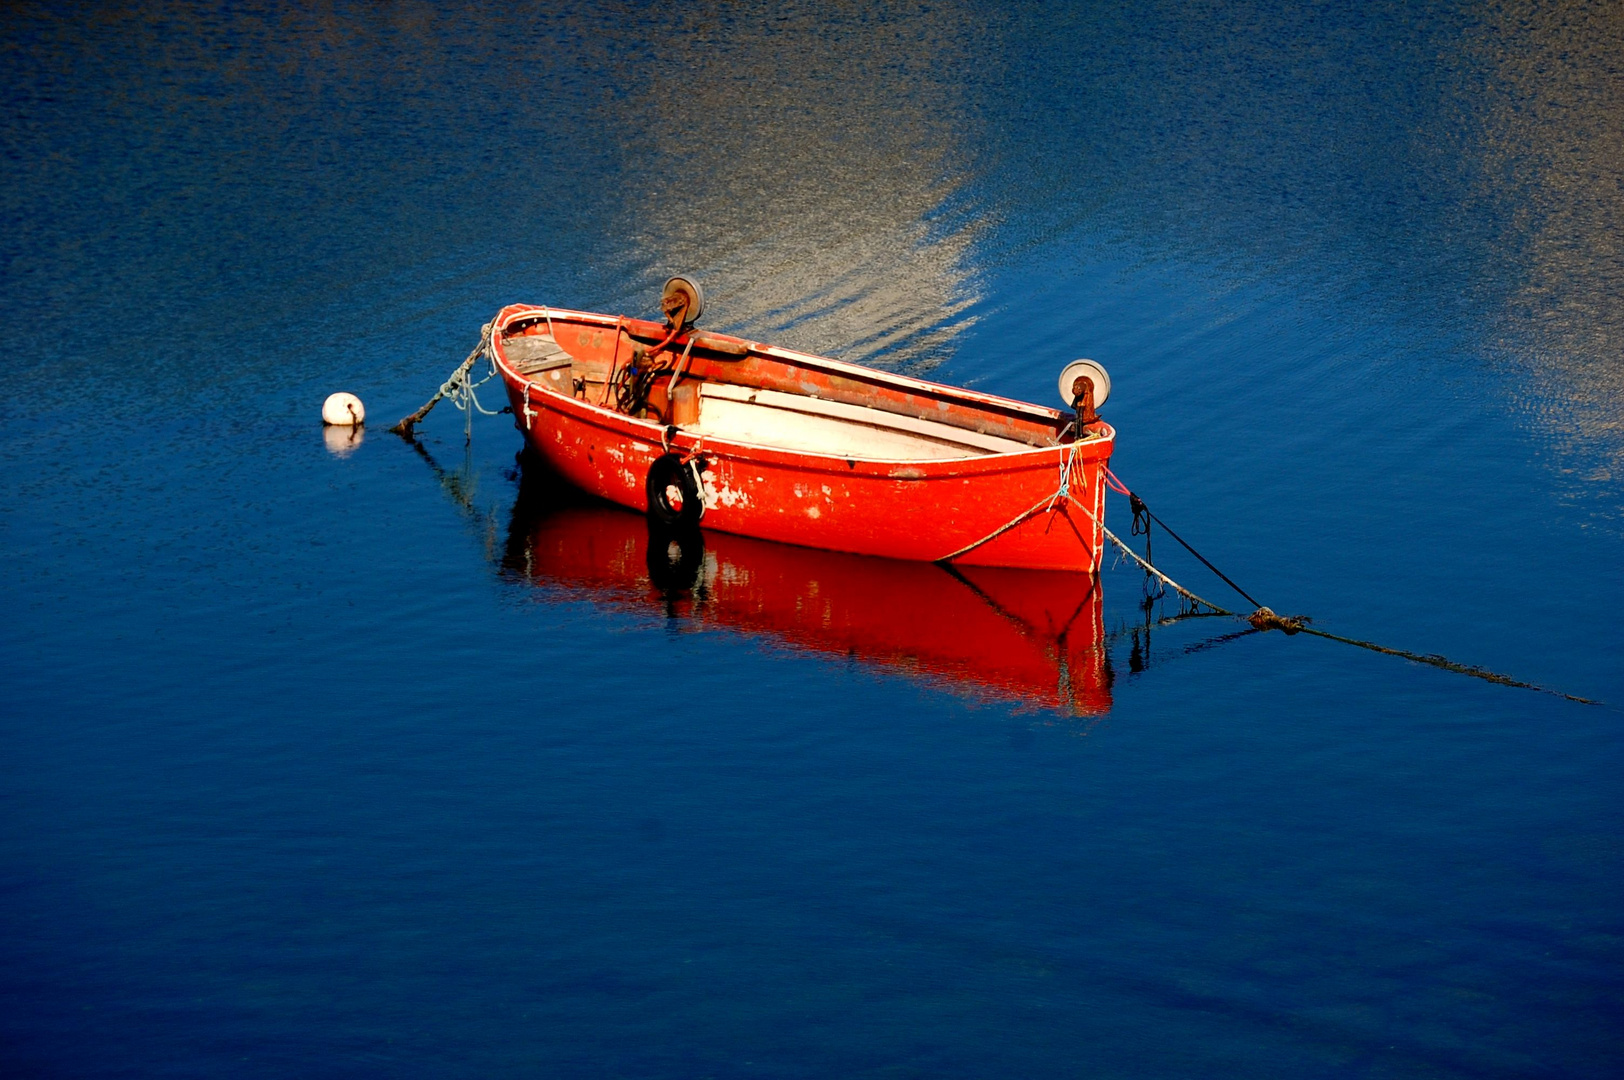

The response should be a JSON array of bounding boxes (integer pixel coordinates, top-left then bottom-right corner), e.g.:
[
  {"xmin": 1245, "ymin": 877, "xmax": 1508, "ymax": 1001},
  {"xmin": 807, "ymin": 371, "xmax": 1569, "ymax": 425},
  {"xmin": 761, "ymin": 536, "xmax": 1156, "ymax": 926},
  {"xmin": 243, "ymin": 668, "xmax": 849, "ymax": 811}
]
[{"xmin": 645, "ymin": 453, "xmax": 704, "ymax": 527}]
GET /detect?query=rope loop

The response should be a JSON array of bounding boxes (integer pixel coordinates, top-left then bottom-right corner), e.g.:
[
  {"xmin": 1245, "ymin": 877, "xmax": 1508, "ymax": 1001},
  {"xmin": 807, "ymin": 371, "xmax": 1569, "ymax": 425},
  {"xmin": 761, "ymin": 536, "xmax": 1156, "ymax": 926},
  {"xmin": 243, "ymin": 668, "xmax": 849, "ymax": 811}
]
[
  {"xmin": 389, "ymin": 321, "xmax": 497, "ymax": 438},
  {"xmin": 936, "ymin": 444, "xmax": 1083, "ymax": 564},
  {"xmin": 1055, "ymin": 442, "xmax": 1075, "ymax": 503},
  {"xmin": 1128, "ymin": 492, "xmax": 1150, "ymax": 537},
  {"xmin": 442, "ymin": 338, "xmax": 503, "ymax": 419}
]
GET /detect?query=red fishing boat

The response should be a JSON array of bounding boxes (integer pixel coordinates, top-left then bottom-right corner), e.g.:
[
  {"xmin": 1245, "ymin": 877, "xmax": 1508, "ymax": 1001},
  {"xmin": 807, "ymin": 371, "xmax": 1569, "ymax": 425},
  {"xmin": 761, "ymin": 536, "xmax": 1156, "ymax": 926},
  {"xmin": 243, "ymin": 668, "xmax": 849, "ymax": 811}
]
[
  {"xmin": 490, "ymin": 278, "xmax": 1115, "ymax": 572},
  {"xmin": 500, "ymin": 485, "xmax": 1113, "ymax": 716}
]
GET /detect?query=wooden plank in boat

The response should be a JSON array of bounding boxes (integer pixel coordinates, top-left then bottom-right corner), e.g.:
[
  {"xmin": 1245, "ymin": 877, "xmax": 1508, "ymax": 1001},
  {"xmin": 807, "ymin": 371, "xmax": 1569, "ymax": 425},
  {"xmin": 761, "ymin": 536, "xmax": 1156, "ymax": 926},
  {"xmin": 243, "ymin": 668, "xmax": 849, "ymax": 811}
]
[
  {"xmin": 623, "ymin": 326, "xmax": 752, "ymax": 356},
  {"xmin": 505, "ymin": 334, "xmax": 574, "ymax": 374}
]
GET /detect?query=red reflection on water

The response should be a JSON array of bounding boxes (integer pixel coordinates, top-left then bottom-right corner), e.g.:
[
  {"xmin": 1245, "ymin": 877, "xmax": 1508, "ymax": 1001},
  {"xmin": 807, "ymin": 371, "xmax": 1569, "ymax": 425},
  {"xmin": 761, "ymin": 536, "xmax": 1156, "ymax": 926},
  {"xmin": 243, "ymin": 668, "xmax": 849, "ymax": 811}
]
[{"xmin": 501, "ymin": 484, "xmax": 1111, "ymax": 716}]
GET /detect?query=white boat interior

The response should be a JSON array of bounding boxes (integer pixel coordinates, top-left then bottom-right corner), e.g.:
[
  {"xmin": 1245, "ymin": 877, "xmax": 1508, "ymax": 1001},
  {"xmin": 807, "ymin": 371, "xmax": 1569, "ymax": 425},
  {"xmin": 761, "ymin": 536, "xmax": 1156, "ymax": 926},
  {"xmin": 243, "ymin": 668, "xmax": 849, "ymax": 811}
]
[
  {"xmin": 504, "ymin": 331, "xmax": 1051, "ymax": 461},
  {"xmin": 691, "ymin": 383, "xmax": 1034, "ymax": 460}
]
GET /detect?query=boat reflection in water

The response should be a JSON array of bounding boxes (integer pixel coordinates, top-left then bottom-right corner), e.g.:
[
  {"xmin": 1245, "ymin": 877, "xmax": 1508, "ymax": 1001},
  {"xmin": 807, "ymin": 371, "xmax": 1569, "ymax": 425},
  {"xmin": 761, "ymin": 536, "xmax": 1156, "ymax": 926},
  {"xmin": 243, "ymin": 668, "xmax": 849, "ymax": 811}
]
[{"xmin": 500, "ymin": 464, "xmax": 1112, "ymax": 716}]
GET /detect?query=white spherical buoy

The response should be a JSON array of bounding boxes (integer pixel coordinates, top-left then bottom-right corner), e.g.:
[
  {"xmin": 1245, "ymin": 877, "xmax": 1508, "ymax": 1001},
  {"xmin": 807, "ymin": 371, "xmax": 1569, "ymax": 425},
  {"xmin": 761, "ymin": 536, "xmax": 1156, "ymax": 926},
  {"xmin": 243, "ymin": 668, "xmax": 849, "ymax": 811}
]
[{"xmin": 322, "ymin": 392, "xmax": 366, "ymax": 427}]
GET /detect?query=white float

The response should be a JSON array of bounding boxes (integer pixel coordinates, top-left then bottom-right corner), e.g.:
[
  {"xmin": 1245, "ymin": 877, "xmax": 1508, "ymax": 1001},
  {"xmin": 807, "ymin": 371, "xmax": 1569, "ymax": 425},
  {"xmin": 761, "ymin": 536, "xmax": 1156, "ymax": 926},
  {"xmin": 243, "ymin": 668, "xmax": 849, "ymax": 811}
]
[{"xmin": 322, "ymin": 392, "xmax": 366, "ymax": 427}]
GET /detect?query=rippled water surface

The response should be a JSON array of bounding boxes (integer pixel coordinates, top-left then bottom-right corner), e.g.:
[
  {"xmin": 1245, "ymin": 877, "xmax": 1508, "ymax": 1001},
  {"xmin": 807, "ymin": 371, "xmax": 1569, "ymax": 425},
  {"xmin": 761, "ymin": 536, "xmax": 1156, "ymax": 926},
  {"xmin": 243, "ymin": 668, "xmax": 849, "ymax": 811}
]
[{"xmin": 3, "ymin": 3, "xmax": 1621, "ymax": 1077}]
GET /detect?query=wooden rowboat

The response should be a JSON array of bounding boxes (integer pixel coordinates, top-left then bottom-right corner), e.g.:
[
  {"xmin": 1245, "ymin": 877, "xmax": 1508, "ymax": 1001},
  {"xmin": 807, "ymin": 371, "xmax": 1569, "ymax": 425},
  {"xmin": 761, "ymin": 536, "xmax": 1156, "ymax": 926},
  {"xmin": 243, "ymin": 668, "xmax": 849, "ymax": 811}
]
[{"xmin": 491, "ymin": 289, "xmax": 1114, "ymax": 572}]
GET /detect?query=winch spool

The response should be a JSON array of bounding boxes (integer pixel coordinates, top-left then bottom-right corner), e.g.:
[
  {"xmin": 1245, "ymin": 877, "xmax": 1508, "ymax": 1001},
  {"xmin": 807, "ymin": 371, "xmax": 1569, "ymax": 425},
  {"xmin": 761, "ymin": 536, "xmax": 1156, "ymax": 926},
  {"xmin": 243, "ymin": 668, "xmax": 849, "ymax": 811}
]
[
  {"xmin": 1057, "ymin": 359, "xmax": 1110, "ymax": 409},
  {"xmin": 661, "ymin": 276, "xmax": 704, "ymax": 328}
]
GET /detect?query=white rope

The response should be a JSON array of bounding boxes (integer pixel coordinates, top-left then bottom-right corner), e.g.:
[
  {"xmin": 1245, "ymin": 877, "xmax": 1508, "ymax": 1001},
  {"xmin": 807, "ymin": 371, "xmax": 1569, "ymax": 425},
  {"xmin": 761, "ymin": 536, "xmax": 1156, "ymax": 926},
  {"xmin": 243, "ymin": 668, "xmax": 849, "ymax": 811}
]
[
  {"xmin": 688, "ymin": 458, "xmax": 708, "ymax": 519},
  {"xmin": 443, "ymin": 344, "xmax": 503, "ymax": 418},
  {"xmin": 936, "ymin": 443, "xmax": 1081, "ymax": 563},
  {"xmin": 395, "ymin": 309, "xmax": 549, "ymax": 438},
  {"xmin": 490, "ymin": 310, "xmax": 542, "ymax": 432}
]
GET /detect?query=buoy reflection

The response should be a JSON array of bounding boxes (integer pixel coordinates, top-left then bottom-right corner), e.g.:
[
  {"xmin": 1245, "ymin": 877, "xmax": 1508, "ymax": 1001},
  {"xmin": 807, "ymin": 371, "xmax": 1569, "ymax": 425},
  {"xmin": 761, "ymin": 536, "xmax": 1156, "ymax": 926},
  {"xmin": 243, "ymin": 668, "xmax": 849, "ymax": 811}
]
[
  {"xmin": 500, "ymin": 468, "xmax": 1111, "ymax": 716},
  {"xmin": 323, "ymin": 423, "xmax": 364, "ymax": 457}
]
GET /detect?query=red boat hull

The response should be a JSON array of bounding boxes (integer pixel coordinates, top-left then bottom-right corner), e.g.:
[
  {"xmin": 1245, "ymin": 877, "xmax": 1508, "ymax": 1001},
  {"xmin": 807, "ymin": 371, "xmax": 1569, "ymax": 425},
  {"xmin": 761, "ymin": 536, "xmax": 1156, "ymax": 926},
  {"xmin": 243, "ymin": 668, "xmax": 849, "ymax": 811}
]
[{"xmin": 492, "ymin": 304, "xmax": 1113, "ymax": 572}]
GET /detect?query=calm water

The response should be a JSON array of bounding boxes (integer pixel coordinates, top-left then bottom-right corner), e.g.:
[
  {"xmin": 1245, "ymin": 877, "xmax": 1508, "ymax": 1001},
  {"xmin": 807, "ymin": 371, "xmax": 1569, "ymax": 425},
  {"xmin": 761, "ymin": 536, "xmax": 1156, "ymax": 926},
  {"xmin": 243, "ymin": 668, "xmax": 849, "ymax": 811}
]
[{"xmin": 3, "ymin": 2, "xmax": 1622, "ymax": 1076}]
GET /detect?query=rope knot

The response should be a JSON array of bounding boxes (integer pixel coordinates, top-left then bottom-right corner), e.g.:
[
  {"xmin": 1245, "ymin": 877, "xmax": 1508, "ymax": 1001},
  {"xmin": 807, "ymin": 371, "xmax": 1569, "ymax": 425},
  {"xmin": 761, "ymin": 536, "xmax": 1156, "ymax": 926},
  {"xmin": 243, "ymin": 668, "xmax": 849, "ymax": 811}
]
[
  {"xmin": 1248, "ymin": 606, "xmax": 1309, "ymax": 635},
  {"xmin": 1128, "ymin": 492, "xmax": 1150, "ymax": 538}
]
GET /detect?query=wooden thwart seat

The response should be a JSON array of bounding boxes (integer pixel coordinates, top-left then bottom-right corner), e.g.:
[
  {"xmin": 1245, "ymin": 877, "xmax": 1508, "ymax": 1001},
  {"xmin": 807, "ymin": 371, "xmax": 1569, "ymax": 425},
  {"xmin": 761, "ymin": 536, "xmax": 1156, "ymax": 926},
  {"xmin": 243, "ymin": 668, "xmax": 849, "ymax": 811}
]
[
  {"xmin": 507, "ymin": 334, "xmax": 576, "ymax": 396},
  {"xmin": 505, "ymin": 334, "xmax": 574, "ymax": 375}
]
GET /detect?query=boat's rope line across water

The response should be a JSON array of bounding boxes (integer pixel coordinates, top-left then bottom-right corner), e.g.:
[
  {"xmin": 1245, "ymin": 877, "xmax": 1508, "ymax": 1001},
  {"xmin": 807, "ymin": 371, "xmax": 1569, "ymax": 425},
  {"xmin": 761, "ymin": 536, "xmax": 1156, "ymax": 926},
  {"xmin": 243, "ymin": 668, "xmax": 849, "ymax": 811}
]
[
  {"xmin": 1092, "ymin": 467, "xmax": 1602, "ymax": 707},
  {"xmin": 390, "ymin": 323, "xmax": 502, "ymax": 440}
]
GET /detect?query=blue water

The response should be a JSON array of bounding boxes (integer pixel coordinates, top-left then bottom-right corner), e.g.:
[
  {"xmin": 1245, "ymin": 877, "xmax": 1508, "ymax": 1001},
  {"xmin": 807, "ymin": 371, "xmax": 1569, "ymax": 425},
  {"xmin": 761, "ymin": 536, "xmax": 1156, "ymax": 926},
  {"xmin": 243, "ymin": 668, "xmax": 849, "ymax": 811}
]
[{"xmin": 3, "ymin": 2, "xmax": 1621, "ymax": 1076}]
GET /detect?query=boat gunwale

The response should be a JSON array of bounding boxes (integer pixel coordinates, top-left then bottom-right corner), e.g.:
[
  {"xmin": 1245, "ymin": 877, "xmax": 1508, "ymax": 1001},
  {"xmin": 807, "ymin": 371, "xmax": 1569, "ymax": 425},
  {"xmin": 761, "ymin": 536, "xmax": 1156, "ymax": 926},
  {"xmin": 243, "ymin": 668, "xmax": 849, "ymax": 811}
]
[{"xmin": 491, "ymin": 304, "xmax": 1116, "ymax": 474}]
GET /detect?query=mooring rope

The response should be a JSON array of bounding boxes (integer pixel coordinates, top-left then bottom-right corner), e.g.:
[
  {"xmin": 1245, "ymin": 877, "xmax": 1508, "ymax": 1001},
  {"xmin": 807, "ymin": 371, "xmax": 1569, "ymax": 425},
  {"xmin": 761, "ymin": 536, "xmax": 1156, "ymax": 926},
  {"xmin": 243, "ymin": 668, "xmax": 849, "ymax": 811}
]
[
  {"xmin": 389, "ymin": 318, "xmax": 512, "ymax": 443},
  {"xmin": 935, "ymin": 444, "xmax": 1082, "ymax": 564},
  {"xmin": 952, "ymin": 452, "xmax": 1600, "ymax": 704},
  {"xmin": 1105, "ymin": 467, "xmax": 1263, "ymax": 610},
  {"xmin": 390, "ymin": 322, "xmax": 499, "ymax": 438},
  {"xmin": 1097, "ymin": 468, "xmax": 1600, "ymax": 704}
]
